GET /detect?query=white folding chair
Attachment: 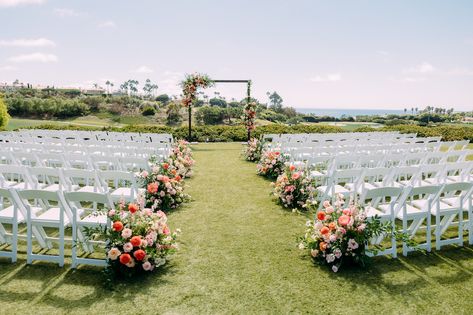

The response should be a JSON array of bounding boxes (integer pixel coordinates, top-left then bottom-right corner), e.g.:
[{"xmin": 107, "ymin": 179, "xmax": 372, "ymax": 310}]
[
  {"xmin": 0, "ymin": 164, "xmax": 35, "ymax": 190},
  {"xmin": 63, "ymin": 169, "xmax": 103, "ymax": 193},
  {"xmin": 433, "ymin": 182, "xmax": 473, "ymax": 250},
  {"xmin": 98, "ymin": 170, "xmax": 139, "ymax": 202},
  {"xmin": 64, "ymin": 191, "xmax": 114, "ymax": 268},
  {"xmin": 0, "ymin": 188, "xmax": 20, "ymax": 262},
  {"xmin": 18, "ymin": 190, "xmax": 74, "ymax": 267},
  {"xmin": 28, "ymin": 167, "xmax": 67, "ymax": 192},
  {"xmin": 396, "ymin": 185, "xmax": 442, "ymax": 255},
  {"xmin": 359, "ymin": 186, "xmax": 403, "ymax": 258}
]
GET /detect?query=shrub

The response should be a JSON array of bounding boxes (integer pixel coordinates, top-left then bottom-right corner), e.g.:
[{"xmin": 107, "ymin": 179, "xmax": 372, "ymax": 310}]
[
  {"xmin": 142, "ymin": 106, "xmax": 156, "ymax": 116},
  {"xmin": 166, "ymin": 103, "xmax": 182, "ymax": 125},
  {"xmin": 195, "ymin": 106, "xmax": 225, "ymax": 125},
  {"xmin": 0, "ymin": 94, "xmax": 10, "ymax": 130}
]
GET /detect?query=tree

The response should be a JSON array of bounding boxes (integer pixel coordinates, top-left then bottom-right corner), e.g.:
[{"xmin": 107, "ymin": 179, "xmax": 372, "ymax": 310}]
[
  {"xmin": 268, "ymin": 91, "xmax": 283, "ymax": 113},
  {"xmin": 209, "ymin": 97, "xmax": 227, "ymax": 107},
  {"xmin": 195, "ymin": 106, "xmax": 225, "ymax": 125},
  {"xmin": 120, "ymin": 81, "xmax": 129, "ymax": 95},
  {"xmin": 128, "ymin": 80, "xmax": 139, "ymax": 95},
  {"xmin": 156, "ymin": 94, "xmax": 170, "ymax": 105},
  {"xmin": 404, "ymin": 108, "xmax": 407, "ymax": 114},
  {"xmin": 143, "ymin": 79, "xmax": 158, "ymax": 98},
  {"xmin": 0, "ymin": 94, "xmax": 10, "ymax": 129},
  {"xmin": 166, "ymin": 102, "xmax": 182, "ymax": 125}
]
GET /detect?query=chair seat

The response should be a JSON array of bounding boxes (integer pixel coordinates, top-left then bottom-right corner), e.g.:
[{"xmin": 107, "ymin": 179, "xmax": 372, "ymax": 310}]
[
  {"xmin": 392, "ymin": 180, "xmax": 411, "ymax": 187},
  {"xmin": 439, "ymin": 197, "xmax": 470, "ymax": 210},
  {"xmin": 80, "ymin": 213, "xmax": 107, "ymax": 225},
  {"xmin": 317, "ymin": 185, "xmax": 349, "ymax": 196},
  {"xmin": 110, "ymin": 187, "xmax": 135, "ymax": 200},
  {"xmin": 396, "ymin": 204, "xmax": 427, "ymax": 219},
  {"xmin": 77, "ymin": 185, "xmax": 100, "ymax": 193},
  {"xmin": 310, "ymin": 170, "xmax": 325, "ymax": 178},
  {"xmin": 40, "ymin": 184, "xmax": 61, "ymax": 192},
  {"xmin": 34, "ymin": 207, "xmax": 71, "ymax": 225},
  {"xmin": 0, "ymin": 206, "xmax": 24, "ymax": 222},
  {"xmin": 365, "ymin": 206, "xmax": 390, "ymax": 218}
]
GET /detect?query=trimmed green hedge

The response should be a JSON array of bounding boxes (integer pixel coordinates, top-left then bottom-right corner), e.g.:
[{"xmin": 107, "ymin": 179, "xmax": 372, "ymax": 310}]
[{"xmin": 22, "ymin": 123, "xmax": 473, "ymax": 142}]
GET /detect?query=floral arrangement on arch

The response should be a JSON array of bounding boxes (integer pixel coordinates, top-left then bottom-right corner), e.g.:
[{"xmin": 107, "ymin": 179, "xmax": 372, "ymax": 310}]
[
  {"xmin": 298, "ymin": 197, "xmax": 413, "ymax": 273},
  {"xmin": 272, "ymin": 163, "xmax": 318, "ymax": 210},
  {"xmin": 169, "ymin": 139, "xmax": 195, "ymax": 178},
  {"xmin": 139, "ymin": 159, "xmax": 190, "ymax": 212},
  {"xmin": 243, "ymin": 137, "xmax": 265, "ymax": 162},
  {"xmin": 243, "ymin": 101, "xmax": 257, "ymax": 133},
  {"xmin": 90, "ymin": 201, "xmax": 180, "ymax": 278},
  {"xmin": 256, "ymin": 149, "xmax": 288, "ymax": 179},
  {"xmin": 180, "ymin": 73, "xmax": 214, "ymax": 107}
]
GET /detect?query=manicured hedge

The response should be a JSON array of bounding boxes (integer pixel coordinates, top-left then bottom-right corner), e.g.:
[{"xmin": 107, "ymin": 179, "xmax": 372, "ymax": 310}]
[{"xmin": 24, "ymin": 123, "xmax": 473, "ymax": 142}]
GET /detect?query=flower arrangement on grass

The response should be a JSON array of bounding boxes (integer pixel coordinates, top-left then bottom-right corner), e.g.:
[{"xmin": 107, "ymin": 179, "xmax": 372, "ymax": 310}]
[
  {"xmin": 105, "ymin": 201, "xmax": 180, "ymax": 277},
  {"xmin": 272, "ymin": 163, "xmax": 317, "ymax": 210},
  {"xmin": 243, "ymin": 137, "xmax": 265, "ymax": 162},
  {"xmin": 256, "ymin": 150, "xmax": 288, "ymax": 179},
  {"xmin": 139, "ymin": 159, "xmax": 190, "ymax": 212},
  {"xmin": 298, "ymin": 197, "xmax": 414, "ymax": 272},
  {"xmin": 169, "ymin": 139, "xmax": 195, "ymax": 178}
]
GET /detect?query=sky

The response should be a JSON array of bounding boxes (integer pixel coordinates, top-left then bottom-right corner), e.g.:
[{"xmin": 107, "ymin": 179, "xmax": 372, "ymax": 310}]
[{"xmin": 0, "ymin": 0, "xmax": 472, "ymax": 110}]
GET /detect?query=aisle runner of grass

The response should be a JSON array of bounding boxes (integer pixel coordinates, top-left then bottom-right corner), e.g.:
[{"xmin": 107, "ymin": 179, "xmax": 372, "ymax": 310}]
[{"xmin": 1, "ymin": 142, "xmax": 473, "ymax": 314}]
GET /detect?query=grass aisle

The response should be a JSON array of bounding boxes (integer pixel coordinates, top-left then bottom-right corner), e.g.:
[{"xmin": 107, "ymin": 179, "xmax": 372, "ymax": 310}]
[{"xmin": 1, "ymin": 142, "xmax": 473, "ymax": 314}]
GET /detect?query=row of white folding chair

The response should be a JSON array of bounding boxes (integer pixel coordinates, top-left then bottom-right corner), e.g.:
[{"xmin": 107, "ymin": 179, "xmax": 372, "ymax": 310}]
[
  {"xmin": 0, "ymin": 188, "xmax": 115, "ymax": 267},
  {"xmin": 357, "ymin": 182, "xmax": 473, "ymax": 257},
  {"xmin": 270, "ymin": 133, "xmax": 427, "ymax": 146},
  {"xmin": 316, "ymin": 163, "xmax": 473, "ymax": 208},
  {"xmin": 306, "ymin": 152, "xmax": 472, "ymax": 179},
  {"xmin": 286, "ymin": 142, "xmax": 444, "ymax": 159},
  {"xmin": 0, "ymin": 165, "xmax": 141, "ymax": 202},
  {"xmin": 0, "ymin": 150, "xmax": 153, "ymax": 172},
  {"xmin": 7, "ymin": 130, "xmax": 173, "ymax": 144}
]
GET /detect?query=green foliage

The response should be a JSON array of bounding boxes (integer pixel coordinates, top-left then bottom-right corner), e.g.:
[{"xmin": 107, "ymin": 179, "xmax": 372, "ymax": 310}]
[
  {"xmin": 141, "ymin": 106, "xmax": 156, "ymax": 116},
  {"xmin": 259, "ymin": 109, "xmax": 287, "ymax": 122},
  {"xmin": 195, "ymin": 106, "xmax": 225, "ymax": 125},
  {"xmin": 166, "ymin": 102, "xmax": 182, "ymax": 126},
  {"xmin": 209, "ymin": 98, "xmax": 227, "ymax": 108},
  {"xmin": 5, "ymin": 96, "xmax": 89, "ymax": 118},
  {"xmin": 0, "ymin": 94, "xmax": 10, "ymax": 130},
  {"xmin": 82, "ymin": 96, "xmax": 104, "ymax": 111},
  {"xmin": 156, "ymin": 94, "xmax": 170, "ymax": 104}
]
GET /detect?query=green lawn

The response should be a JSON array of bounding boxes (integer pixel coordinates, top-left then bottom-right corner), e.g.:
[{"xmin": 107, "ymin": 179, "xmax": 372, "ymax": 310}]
[{"xmin": 1, "ymin": 143, "xmax": 473, "ymax": 314}]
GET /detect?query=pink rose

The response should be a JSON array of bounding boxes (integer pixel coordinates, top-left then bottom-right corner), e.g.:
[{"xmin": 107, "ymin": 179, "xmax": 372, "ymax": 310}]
[{"xmin": 338, "ymin": 215, "xmax": 350, "ymax": 226}]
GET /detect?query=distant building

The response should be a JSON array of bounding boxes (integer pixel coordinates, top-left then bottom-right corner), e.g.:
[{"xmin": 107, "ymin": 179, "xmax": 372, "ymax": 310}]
[{"xmin": 82, "ymin": 88, "xmax": 106, "ymax": 96}]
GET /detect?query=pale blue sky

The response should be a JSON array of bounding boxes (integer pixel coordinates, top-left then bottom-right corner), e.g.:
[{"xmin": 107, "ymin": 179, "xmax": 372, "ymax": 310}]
[{"xmin": 0, "ymin": 0, "xmax": 472, "ymax": 110}]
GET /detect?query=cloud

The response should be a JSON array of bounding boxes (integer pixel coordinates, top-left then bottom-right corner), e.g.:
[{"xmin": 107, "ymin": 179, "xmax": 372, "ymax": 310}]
[
  {"xmin": 447, "ymin": 68, "xmax": 473, "ymax": 76},
  {"xmin": 310, "ymin": 73, "xmax": 341, "ymax": 82},
  {"xmin": 53, "ymin": 8, "xmax": 80, "ymax": 17},
  {"xmin": 160, "ymin": 71, "xmax": 184, "ymax": 95},
  {"xmin": 402, "ymin": 77, "xmax": 426, "ymax": 82},
  {"xmin": 0, "ymin": 65, "xmax": 17, "ymax": 71},
  {"xmin": 0, "ymin": 0, "xmax": 45, "ymax": 7},
  {"xmin": 8, "ymin": 52, "xmax": 58, "ymax": 63},
  {"xmin": 98, "ymin": 20, "xmax": 116, "ymax": 28},
  {"xmin": 133, "ymin": 66, "xmax": 154, "ymax": 74},
  {"xmin": 403, "ymin": 62, "xmax": 435, "ymax": 74},
  {"xmin": 0, "ymin": 38, "xmax": 55, "ymax": 47}
]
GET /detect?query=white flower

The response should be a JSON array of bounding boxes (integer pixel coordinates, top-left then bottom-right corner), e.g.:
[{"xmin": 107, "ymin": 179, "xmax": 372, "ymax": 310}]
[
  {"xmin": 121, "ymin": 228, "xmax": 132, "ymax": 239},
  {"xmin": 107, "ymin": 247, "xmax": 121, "ymax": 260},
  {"xmin": 326, "ymin": 253, "xmax": 336, "ymax": 263},
  {"xmin": 123, "ymin": 242, "xmax": 133, "ymax": 252},
  {"xmin": 334, "ymin": 248, "xmax": 342, "ymax": 259},
  {"xmin": 310, "ymin": 249, "xmax": 319, "ymax": 257},
  {"xmin": 298, "ymin": 243, "xmax": 305, "ymax": 250},
  {"xmin": 142, "ymin": 261, "xmax": 153, "ymax": 271},
  {"xmin": 332, "ymin": 265, "xmax": 339, "ymax": 273},
  {"xmin": 305, "ymin": 220, "xmax": 312, "ymax": 227}
]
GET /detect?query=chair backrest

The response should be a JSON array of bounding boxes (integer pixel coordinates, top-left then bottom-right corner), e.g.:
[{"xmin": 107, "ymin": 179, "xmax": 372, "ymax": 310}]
[
  {"xmin": 98, "ymin": 170, "xmax": 137, "ymax": 190},
  {"xmin": 62, "ymin": 169, "xmax": 102, "ymax": 192},
  {"xmin": 64, "ymin": 191, "xmax": 115, "ymax": 217},
  {"xmin": 16, "ymin": 189, "xmax": 72, "ymax": 221},
  {"xmin": 359, "ymin": 186, "xmax": 403, "ymax": 209},
  {"xmin": 28, "ymin": 167, "xmax": 65, "ymax": 190}
]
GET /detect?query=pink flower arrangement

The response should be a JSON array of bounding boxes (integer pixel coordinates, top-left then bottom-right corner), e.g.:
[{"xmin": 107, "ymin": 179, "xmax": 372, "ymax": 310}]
[
  {"xmin": 272, "ymin": 163, "xmax": 317, "ymax": 210},
  {"xmin": 299, "ymin": 196, "xmax": 409, "ymax": 272},
  {"xmin": 243, "ymin": 137, "xmax": 265, "ymax": 162},
  {"xmin": 140, "ymin": 157, "xmax": 190, "ymax": 212},
  {"xmin": 169, "ymin": 139, "xmax": 195, "ymax": 178},
  {"xmin": 243, "ymin": 101, "xmax": 257, "ymax": 132},
  {"xmin": 256, "ymin": 150, "xmax": 288, "ymax": 179},
  {"xmin": 92, "ymin": 201, "xmax": 180, "ymax": 278}
]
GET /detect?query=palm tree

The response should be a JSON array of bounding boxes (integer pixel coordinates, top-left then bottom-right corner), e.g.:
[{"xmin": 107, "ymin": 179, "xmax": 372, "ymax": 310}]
[
  {"xmin": 404, "ymin": 108, "xmax": 407, "ymax": 114},
  {"xmin": 415, "ymin": 107, "xmax": 419, "ymax": 114}
]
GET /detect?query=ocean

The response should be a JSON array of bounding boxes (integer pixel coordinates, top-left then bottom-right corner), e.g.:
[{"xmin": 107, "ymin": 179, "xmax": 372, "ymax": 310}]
[{"xmin": 295, "ymin": 108, "xmax": 406, "ymax": 118}]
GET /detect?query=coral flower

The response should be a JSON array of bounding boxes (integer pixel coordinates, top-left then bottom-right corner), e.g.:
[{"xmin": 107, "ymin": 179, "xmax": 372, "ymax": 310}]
[
  {"xmin": 130, "ymin": 236, "xmax": 142, "ymax": 247},
  {"xmin": 174, "ymin": 175, "xmax": 182, "ymax": 182},
  {"xmin": 317, "ymin": 211, "xmax": 326, "ymax": 221},
  {"xmin": 119, "ymin": 253, "xmax": 131, "ymax": 265},
  {"xmin": 128, "ymin": 203, "xmax": 139, "ymax": 214},
  {"xmin": 289, "ymin": 165, "xmax": 296, "ymax": 171},
  {"xmin": 328, "ymin": 222, "xmax": 337, "ymax": 230},
  {"xmin": 338, "ymin": 215, "xmax": 350, "ymax": 226},
  {"xmin": 133, "ymin": 249, "xmax": 146, "ymax": 261},
  {"xmin": 147, "ymin": 182, "xmax": 159, "ymax": 194},
  {"xmin": 162, "ymin": 163, "xmax": 169, "ymax": 170},
  {"xmin": 112, "ymin": 221, "xmax": 124, "ymax": 232},
  {"xmin": 320, "ymin": 226, "xmax": 330, "ymax": 235},
  {"xmin": 343, "ymin": 208, "xmax": 352, "ymax": 216},
  {"xmin": 319, "ymin": 242, "xmax": 327, "ymax": 251},
  {"xmin": 163, "ymin": 226, "xmax": 170, "ymax": 235},
  {"xmin": 291, "ymin": 172, "xmax": 301, "ymax": 180}
]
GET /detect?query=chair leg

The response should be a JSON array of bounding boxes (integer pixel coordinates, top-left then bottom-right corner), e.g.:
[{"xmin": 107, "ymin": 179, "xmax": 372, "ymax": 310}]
[
  {"xmin": 12, "ymin": 220, "xmax": 18, "ymax": 263},
  {"xmin": 27, "ymin": 221, "xmax": 33, "ymax": 264},
  {"xmin": 402, "ymin": 218, "xmax": 408, "ymax": 256},
  {"xmin": 426, "ymin": 214, "xmax": 432, "ymax": 252},
  {"xmin": 436, "ymin": 215, "xmax": 441, "ymax": 251},
  {"xmin": 71, "ymin": 221, "xmax": 77, "ymax": 269},
  {"xmin": 59, "ymin": 224, "xmax": 65, "ymax": 267}
]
